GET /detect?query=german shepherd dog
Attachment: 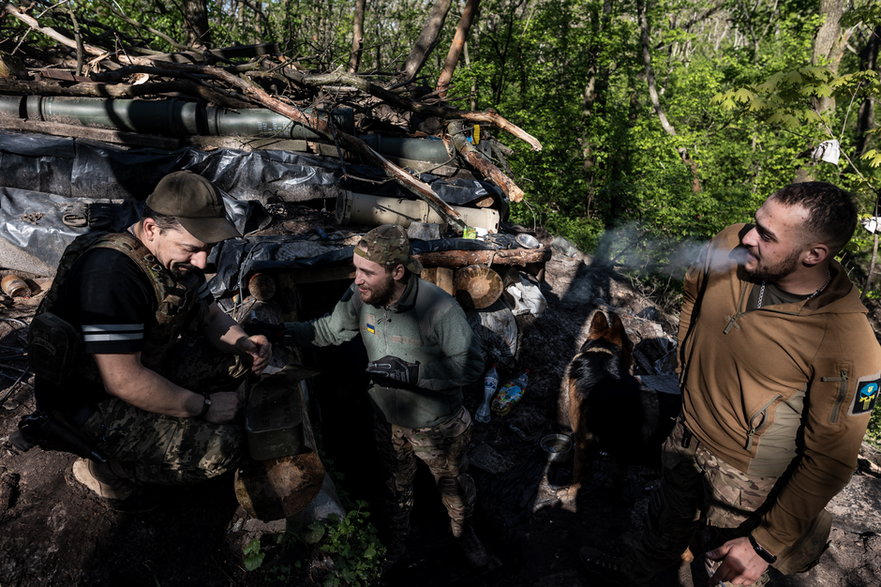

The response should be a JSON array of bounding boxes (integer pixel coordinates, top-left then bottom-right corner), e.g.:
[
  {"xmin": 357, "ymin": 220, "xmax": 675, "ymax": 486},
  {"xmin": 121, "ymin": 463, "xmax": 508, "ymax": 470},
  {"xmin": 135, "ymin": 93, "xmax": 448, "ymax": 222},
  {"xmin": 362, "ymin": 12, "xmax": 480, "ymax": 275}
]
[{"xmin": 564, "ymin": 310, "xmax": 646, "ymax": 488}]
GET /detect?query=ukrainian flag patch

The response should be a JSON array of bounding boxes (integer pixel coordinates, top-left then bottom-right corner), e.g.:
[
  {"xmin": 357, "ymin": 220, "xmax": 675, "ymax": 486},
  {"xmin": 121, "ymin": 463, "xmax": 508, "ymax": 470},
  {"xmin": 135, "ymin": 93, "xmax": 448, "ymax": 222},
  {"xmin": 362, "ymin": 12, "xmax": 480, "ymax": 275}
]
[
  {"xmin": 366, "ymin": 323, "xmax": 375, "ymax": 334},
  {"xmin": 852, "ymin": 377, "xmax": 879, "ymax": 415}
]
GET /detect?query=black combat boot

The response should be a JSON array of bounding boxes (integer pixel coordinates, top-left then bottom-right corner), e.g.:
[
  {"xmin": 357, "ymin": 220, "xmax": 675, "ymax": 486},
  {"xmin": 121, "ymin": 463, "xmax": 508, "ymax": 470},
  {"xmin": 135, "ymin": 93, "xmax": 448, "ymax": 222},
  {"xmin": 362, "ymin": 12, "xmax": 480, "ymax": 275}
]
[{"xmin": 455, "ymin": 523, "xmax": 492, "ymax": 568}]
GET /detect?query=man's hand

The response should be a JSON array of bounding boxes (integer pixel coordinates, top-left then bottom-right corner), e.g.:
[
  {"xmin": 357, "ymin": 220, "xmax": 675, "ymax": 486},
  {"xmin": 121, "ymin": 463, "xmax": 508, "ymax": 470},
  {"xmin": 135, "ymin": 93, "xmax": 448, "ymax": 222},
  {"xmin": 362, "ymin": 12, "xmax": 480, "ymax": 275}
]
[
  {"xmin": 236, "ymin": 334, "xmax": 272, "ymax": 374},
  {"xmin": 706, "ymin": 537, "xmax": 770, "ymax": 586},
  {"xmin": 366, "ymin": 355, "xmax": 419, "ymax": 385},
  {"xmin": 202, "ymin": 391, "xmax": 240, "ymax": 424}
]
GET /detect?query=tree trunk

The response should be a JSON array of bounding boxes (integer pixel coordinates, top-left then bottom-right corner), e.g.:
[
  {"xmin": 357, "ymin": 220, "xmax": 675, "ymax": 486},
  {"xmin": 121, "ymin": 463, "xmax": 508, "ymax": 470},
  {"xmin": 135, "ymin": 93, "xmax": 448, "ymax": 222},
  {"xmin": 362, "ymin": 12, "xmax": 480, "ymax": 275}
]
[
  {"xmin": 864, "ymin": 195, "xmax": 881, "ymax": 299},
  {"xmin": 348, "ymin": 0, "xmax": 366, "ymax": 73},
  {"xmin": 582, "ymin": 0, "xmax": 612, "ymax": 120},
  {"xmin": 399, "ymin": 0, "xmax": 454, "ymax": 83},
  {"xmin": 855, "ymin": 26, "xmax": 880, "ymax": 157},
  {"xmin": 812, "ymin": 0, "xmax": 856, "ymax": 114},
  {"xmin": 581, "ymin": 0, "xmax": 613, "ymax": 215},
  {"xmin": 182, "ymin": 0, "xmax": 212, "ymax": 49},
  {"xmin": 464, "ymin": 40, "xmax": 477, "ymax": 111},
  {"xmin": 637, "ymin": 0, "xmax": 701, "ymax": 192},
  {"xmin": 436, "ymin": 0, "xmax": 480, "ymax": 97}
]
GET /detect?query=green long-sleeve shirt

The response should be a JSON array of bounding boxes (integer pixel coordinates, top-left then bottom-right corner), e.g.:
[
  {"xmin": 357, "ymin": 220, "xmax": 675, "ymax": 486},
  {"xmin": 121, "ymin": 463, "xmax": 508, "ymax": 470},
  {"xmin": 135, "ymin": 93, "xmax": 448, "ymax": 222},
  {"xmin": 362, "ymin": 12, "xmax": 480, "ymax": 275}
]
[{"xmin": 287, "ymin": 276, "xmax": 485, "ymax": 428}]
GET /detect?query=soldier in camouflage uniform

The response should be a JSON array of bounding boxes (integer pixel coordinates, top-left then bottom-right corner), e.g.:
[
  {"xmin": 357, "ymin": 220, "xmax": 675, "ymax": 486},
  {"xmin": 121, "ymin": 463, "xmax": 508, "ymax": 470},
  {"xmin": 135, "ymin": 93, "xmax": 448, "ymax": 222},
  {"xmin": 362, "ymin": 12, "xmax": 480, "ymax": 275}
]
[
  {"xmin": 284, "ymin": 224, "xmax": 490, "ymax": 569},
  {"xmin": 581, "ymin": 182, "xmax": 881, "ymax": 585},
  {"xmin": 29, "ymin": 171, "xmax": 271, "ymax": 508}
]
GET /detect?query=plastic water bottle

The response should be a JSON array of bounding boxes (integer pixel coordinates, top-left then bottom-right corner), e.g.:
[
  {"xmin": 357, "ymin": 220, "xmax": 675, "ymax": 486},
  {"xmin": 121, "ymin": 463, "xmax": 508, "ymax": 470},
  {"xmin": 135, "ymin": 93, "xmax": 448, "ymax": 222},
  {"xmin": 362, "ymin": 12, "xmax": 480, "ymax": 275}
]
[
  {"xmin": 475, "ymin": 365, "xmax": 499, "ymax": 423},
  {"xmin": 491, "ymin": 369, "xmax": 530, "ymax": 416}
]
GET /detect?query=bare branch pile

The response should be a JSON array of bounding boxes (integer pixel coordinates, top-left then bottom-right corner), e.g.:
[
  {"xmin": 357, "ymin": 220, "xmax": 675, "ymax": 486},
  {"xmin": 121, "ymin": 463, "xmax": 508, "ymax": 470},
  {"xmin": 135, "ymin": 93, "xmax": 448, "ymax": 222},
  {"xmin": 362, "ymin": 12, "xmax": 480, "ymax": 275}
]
[{"xmin": 0, "ymin": 2, "xmax": 541, "ymax": 232}]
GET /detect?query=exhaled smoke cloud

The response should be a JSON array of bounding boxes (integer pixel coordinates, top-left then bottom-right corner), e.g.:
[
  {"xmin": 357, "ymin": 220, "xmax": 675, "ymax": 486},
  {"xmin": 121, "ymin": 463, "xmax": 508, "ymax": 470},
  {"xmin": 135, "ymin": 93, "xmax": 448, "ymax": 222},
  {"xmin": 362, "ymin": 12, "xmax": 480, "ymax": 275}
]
[{"xmin": 593, "ymin": 222, "xmax": 742, "ymax": 277}]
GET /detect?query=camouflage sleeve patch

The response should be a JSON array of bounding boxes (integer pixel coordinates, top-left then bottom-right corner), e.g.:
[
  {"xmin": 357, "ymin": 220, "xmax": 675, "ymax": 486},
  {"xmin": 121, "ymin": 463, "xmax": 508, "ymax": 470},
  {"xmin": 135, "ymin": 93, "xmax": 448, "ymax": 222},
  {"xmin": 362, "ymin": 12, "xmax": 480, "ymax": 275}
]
[{"xmin": 851, "ymin": 376, "xmax": 880, "ymax": 416}]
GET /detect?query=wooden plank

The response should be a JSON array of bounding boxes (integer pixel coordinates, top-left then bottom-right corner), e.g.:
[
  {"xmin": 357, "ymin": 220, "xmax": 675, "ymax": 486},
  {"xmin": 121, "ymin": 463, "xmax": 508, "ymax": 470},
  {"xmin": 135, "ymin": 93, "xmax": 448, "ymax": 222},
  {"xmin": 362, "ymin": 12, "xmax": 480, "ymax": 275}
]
[{"xmin": 420, "ymin": 267, "xmax": 455, "ymax": 295}]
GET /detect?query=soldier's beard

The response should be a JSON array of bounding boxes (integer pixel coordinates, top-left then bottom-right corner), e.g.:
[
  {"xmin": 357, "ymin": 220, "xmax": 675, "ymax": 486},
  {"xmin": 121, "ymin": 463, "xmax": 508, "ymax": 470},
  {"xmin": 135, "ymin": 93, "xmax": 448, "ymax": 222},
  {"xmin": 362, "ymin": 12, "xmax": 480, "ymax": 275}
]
[
  {"xmin": 742, "ymin": 248, "xmax": 801, "ymax": 283},
  {"xmin": 171, "ymin": 263, "xmax": 206, "ymax": 287},
  {"xmin": 359, "ymin": 276, "xmax": 396, "ymax": 307}
]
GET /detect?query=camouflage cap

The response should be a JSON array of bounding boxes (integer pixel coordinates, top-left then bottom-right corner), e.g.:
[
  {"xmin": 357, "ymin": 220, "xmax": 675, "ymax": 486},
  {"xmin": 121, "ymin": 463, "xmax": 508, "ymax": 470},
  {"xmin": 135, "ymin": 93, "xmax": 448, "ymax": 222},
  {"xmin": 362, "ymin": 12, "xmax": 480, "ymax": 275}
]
[{"xmin": 354, "ymin": 224, "xmax": 422, "ymax": 274}]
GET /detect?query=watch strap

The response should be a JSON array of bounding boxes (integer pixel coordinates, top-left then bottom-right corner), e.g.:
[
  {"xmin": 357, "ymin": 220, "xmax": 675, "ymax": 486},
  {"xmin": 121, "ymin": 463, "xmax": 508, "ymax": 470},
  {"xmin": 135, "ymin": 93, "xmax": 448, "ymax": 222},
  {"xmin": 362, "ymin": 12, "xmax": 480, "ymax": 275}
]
[
  {"xmin": 197, "ymin": 395, "xmax": 212, "ymax": 419},
  {"xmin": 748, "ymin": 534, "xmax": 777, "ymax": 564}
]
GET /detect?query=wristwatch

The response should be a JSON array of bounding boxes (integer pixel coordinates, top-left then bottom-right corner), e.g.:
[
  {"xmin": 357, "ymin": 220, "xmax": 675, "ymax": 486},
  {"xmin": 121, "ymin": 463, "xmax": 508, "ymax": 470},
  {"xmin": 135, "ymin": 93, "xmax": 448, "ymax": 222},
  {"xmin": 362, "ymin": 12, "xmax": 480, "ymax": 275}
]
[
  {"xmin": 197, "ymin": 395, "xmax": 212, "ymax": 419},
  {"xmin": 748, "ymin": 534, "xmax": 777, "ymax": 564}
]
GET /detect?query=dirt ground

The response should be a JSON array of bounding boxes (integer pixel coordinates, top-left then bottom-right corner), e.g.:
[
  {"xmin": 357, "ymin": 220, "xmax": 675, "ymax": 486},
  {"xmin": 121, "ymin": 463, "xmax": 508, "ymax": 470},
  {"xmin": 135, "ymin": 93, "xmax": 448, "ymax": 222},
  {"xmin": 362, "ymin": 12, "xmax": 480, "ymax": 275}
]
[{"xmin": 1, "ymin": 236, "xmax": 880, "ymax": 586}]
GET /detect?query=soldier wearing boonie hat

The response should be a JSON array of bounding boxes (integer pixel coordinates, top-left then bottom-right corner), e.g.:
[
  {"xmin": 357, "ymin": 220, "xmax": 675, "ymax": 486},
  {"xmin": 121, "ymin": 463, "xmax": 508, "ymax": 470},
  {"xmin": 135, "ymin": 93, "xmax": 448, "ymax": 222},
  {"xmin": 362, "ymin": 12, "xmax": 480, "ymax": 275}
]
[{"xmin": 284, "ymin": 223, "xmax": 492, "ymax": 570}]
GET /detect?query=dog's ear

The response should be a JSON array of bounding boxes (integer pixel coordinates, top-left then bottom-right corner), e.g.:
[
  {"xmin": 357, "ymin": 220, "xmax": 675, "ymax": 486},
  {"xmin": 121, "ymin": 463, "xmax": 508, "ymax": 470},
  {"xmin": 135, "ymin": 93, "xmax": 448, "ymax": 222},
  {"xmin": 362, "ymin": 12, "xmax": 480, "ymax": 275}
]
[
  {"xmin": 588, "ymin": 310, "xmax": 610, "ymax": 337},
  {"xmin": 609, "ymin": 312, "xmax": 624, "ymax": 332},
  {"xmin": 608, "ymin": 313, "xmax": 627, "ymax": 345},
  {"xmin": 608, "ymin": 313, "xmax": 634, "ymax": 359}
]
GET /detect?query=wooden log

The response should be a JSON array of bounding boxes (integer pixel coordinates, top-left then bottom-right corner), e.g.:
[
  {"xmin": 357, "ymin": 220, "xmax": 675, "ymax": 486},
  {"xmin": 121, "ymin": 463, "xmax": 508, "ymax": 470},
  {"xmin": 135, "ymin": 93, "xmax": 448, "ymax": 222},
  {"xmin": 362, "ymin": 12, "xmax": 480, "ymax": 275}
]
[
  {"xmin": 420, "ymin": 267, "xmax": 455, "ymax": 295},
  {"xmin": 414, "ymin": 247, "xmax": 550, "ymax": 268},
  {"xmin": 116, "ymin": 43, "xmax": 280, "ymax": 66},
  {"xmin": 447, "ymin": 120, "xmax": 525, "ymax": 202}
]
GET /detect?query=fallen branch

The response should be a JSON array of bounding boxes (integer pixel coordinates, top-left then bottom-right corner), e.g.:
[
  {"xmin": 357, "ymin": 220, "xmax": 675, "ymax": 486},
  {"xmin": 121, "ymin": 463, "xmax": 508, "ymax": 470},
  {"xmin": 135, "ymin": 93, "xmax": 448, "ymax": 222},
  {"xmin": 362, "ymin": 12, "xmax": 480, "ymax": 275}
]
[
  {"xmin": 298, "ymin": 71, "xmax": 542, "ymax": 151},
  {"xmin": 447, "ymin": 120, "xmax": 525, "ymax": 202},
  {"xmin": 4, "ymin": 3, "xmax": 109, "ymax": 59},
  {"xmin": 154, "ymin": 61, "xmax": 468, "ymax": 232}
]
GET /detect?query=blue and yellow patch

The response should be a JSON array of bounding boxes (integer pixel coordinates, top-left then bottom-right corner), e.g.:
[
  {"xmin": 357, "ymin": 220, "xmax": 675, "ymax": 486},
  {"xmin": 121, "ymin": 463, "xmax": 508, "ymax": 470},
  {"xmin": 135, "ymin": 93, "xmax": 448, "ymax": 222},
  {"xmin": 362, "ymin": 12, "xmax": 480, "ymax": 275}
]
[
  {"xmin": 366, "ymin": 323, "xmax": 375, "ymax": 334},
  {"xmin": 852, "ymin": 378, "xmax": 879, "ymax": 415}
]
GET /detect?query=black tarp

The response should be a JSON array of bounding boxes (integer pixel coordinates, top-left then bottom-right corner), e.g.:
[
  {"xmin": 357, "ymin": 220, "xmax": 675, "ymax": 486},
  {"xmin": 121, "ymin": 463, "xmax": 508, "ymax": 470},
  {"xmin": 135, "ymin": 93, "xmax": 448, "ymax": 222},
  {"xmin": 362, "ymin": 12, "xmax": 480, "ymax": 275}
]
[{"xmin": 0, "ymin": 131, "xmax": 508, "ymax": 281}]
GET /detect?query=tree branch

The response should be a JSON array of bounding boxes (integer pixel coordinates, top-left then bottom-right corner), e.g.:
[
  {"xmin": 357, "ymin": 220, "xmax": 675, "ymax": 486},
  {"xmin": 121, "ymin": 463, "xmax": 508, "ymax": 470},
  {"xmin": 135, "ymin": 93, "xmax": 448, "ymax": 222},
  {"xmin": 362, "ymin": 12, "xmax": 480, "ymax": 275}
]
[
  {"xmin": 436, "ymin": 0, "xmax": 480, "ymax": 97},
  {"xmin": 297, "ymin": 71, "xmax": 541, "ymax": 150},
  {"xmin": 637, "ymin": 0, "xmax": 701, "ymax": 192},
  {"xmin": 399, "ymin": 0, "xmax": 453, "ymax": 83},
  {"xmin": 153, "ymin": 61, "xmax": 468, "ymax": 232},
  {"xmin": 447, "ymin": 120, "xmax": 524, "ymax": 202},
  {"xmin": 3, "ymin": 3, "xmax": 109, "ymax": 59}
]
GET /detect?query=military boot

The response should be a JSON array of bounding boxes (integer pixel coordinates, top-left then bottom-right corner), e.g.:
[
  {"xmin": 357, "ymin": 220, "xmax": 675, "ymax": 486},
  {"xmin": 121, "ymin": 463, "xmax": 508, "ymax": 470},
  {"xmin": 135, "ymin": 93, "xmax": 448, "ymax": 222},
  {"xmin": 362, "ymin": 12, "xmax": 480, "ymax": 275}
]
[
  {"xmin": 455, "ymin": 523, "xmax": 492, "ymax": 568},
  {"xmin": 69, "ymin": 458, "xmax": 157, "ymax": 512}
]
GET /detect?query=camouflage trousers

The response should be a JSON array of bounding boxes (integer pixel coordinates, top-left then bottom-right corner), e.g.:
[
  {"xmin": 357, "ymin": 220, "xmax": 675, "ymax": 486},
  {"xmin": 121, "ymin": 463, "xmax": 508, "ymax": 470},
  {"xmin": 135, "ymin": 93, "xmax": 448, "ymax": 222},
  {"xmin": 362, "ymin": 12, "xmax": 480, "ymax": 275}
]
[
  {"xmin": 79, "ymin": 335, "xmax": 249, "ymax": 485},
  {"xmin": 626, "ymin": 418, "xmax": 830, "ymax": 585},
  {"xmin": 373, "ymin": 405, "xmax": 477, "ymax": 540}
]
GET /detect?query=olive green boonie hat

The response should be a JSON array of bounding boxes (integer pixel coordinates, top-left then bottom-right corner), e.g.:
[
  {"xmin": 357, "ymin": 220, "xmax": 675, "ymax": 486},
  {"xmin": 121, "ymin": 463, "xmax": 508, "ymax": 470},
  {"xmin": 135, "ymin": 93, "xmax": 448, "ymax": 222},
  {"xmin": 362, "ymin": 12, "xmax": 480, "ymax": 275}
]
[
  {"xmin": 146, "ymin": 170, "xmax": 240, "ymax": 244},
  {"xmin": 355, "ymin": 224, "xmax": 422, "ymax": 274}
]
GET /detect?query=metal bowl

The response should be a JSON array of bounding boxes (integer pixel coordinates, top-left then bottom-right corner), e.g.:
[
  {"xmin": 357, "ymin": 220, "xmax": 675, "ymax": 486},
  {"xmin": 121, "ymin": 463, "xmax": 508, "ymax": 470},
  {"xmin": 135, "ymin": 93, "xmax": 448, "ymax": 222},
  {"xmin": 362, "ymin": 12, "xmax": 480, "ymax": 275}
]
[
  {"xmin": 540, "ymin": 433, "xmax": 573, "ymax": 463},
  {"xmin": 515, "ymin": 233, "xmax": 540, "ymax": 249}
]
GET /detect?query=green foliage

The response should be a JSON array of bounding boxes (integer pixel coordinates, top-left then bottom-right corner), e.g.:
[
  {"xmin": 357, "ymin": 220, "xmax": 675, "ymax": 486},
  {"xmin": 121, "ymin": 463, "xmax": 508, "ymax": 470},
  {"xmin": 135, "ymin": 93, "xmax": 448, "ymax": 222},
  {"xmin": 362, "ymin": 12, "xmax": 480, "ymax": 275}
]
[
  {"xmin": 242, "ymin": 538, "xmax": 266, "ymax": 572},
  {"xmin": 241, "ymin": 501, "xmax": 384, "ymax": 586},
  {"xmin": 316, "ymin": 505, "xmax": 384, "ymax": 586},
  {"xmin": 866, "ymin": 403, "xmax": 881, "ymax": 447}
]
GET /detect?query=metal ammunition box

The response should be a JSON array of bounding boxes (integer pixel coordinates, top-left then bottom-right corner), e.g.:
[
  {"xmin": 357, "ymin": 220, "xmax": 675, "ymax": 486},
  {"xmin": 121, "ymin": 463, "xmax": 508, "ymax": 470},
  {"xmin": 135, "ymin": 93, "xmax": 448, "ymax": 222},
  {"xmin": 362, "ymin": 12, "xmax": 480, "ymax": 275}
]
[{"xmin": 244, "ymin": 370, "xmax": 309, "ymax": 461}]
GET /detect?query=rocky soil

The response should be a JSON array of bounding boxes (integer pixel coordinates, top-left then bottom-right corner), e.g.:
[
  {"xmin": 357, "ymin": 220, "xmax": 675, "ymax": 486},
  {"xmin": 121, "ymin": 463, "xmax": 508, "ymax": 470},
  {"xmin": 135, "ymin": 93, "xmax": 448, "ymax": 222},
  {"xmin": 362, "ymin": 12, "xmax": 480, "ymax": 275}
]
[{"xmin": 0, "ymin": 236, "xmax": 879, "ymax": 586}]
